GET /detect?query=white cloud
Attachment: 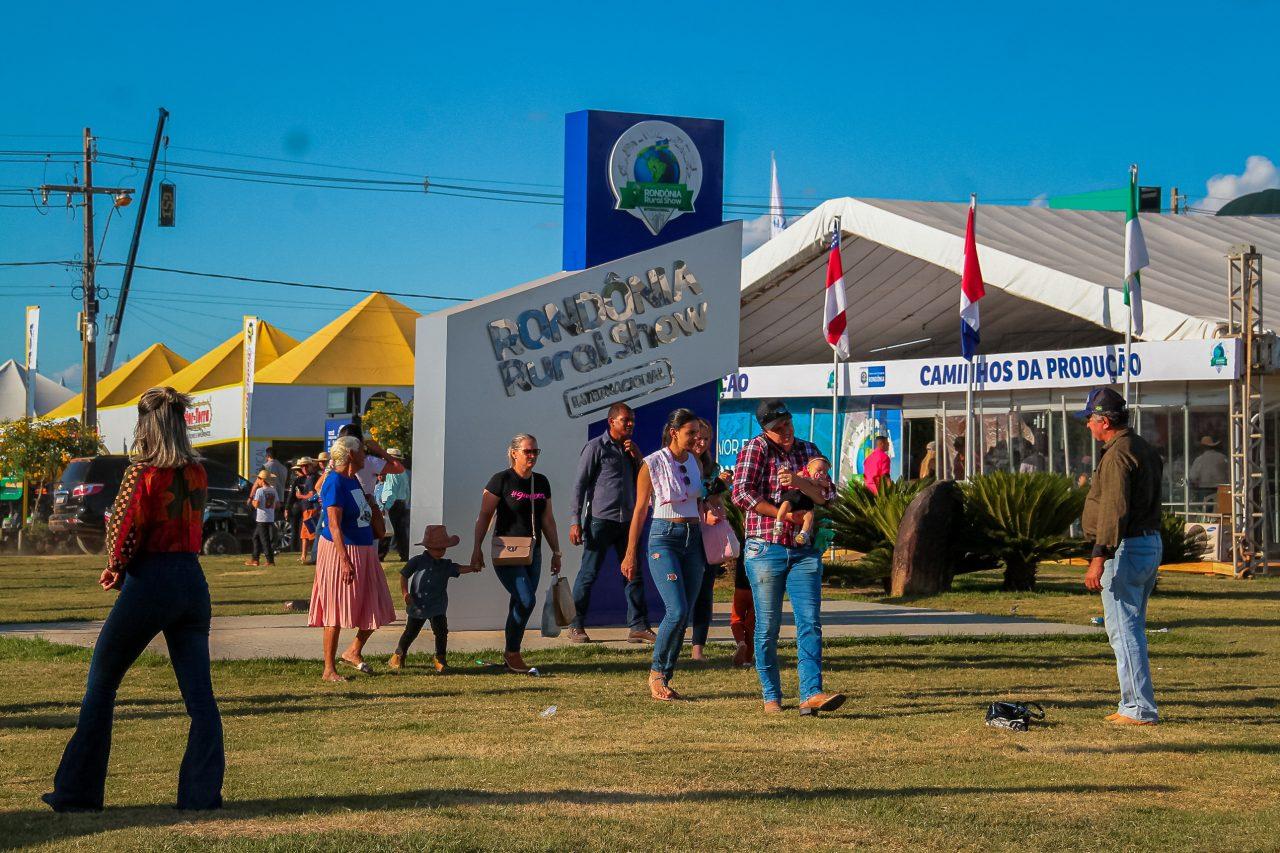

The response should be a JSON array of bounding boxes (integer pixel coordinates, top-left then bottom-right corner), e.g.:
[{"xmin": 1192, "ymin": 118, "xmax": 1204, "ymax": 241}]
[
  {"xmin": 52, "ymin": 362, "xmax": 81, "ymax": 391},
  {"xmin": 1198, "ymin": 155, "xmax": 1280, "ymax": 213},
  {"xmin": 1029, "ymin": 192, "xmax": 1049, "ymax": 208},
  {"xmin": 740, "ymin": 215, "xmax": 773, "ymax": 255}
]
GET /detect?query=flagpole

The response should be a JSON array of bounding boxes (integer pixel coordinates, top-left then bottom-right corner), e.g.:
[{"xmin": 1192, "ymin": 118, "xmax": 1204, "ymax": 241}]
[
  {"xmin": 832, "ymin": 347, "xmax": 839, "ymax": 479},
  {"xmin": 964, "ymin": 192, "xmax": 978, "ymax": 480},
  {"xmin": 1123, "ymin": 164, "xmax": 1137, "ymax": 403}
]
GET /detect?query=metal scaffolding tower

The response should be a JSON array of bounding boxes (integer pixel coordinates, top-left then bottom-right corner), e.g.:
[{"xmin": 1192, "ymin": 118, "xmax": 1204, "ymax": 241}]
[{"xmin": 1226, "ymin": 244, "xmax": 1270, "ymax": 577}]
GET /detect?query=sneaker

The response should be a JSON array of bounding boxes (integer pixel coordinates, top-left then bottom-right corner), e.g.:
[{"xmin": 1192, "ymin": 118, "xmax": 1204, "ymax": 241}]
[
  {"xmin": 566, "ymin": 627, "xmax": 590, "ymax": 644},
  {"xmin": 798, "ymin": 692, "xmax": 847, "ymax": 717},
  {"xmin": 388, "ymin": 652, "xmax": 404, "ymax": 670},
  {"xmin": 732, "ymin": 641, "xmax": 751, "ymax": 667},
  {"xmin": 434, "ymin": 656, "xmax": 448, "ymax": 673},
  {"xmin": 627, "ymin": 628, "xmax": 657, "ymax": 644},
  {"xmin": 1108, "ymin": 714, "xmax": 1157, "ymax": 726},
  {"xmin": 793, "ymin": 530, "xmax": 811, "ymax": 547}
]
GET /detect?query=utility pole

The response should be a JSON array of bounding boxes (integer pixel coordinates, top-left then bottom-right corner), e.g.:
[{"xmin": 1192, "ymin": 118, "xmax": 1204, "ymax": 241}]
[
  {"xmin": 39, "ymin": 128, "xmax": 133, "ymax": 432},
  {"xmin": 81, "ymin": 128, "xmax": 98, "ymax": 430},
  {"xmin": 1170, "ymin": 186, "xmax": 1181, "ymax": 215}
]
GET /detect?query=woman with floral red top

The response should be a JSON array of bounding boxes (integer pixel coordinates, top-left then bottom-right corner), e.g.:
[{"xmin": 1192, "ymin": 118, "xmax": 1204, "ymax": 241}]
[{"xmin": 44, "ymin": 387, "xmax": 224, "ymax": 813}]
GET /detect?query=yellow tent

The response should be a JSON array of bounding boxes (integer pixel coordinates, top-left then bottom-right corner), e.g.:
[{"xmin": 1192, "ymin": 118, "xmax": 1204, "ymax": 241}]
[
  {"xmin": 155, "ymin": 320, "xmax": 299, "ymax": 397},
  {"xmin": 256, "ymin": 292, "xmax": 419, "ymax": 387},
  {"xmin": 45, "ymin": 343, "xmax": 189, "ymax": 419}
]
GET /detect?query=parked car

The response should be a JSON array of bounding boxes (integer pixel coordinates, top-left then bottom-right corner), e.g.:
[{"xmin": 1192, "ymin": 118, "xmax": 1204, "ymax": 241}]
[{"xmin": 49, "ymin": 455, "xmax": 256, "ymax": 555}]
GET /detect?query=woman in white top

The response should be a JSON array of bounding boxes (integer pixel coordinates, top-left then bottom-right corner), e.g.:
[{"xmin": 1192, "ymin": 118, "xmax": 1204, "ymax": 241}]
[{"xmin": 621, "ymin": 408, "xmax": 708, "ymax": 701}]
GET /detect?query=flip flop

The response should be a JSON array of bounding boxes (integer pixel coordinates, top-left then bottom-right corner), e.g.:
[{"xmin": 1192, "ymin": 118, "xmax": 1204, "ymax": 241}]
[{"xmin": 340, "ymin": 657, "xmax": 373, "ymax": 674}]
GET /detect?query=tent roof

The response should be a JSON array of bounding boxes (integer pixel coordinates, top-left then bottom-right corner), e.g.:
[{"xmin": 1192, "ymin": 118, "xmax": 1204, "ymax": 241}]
[
  {"xmin": 740, "ymin": 198, "xmax": 1280, "ymax": 366},
  {"xmin": 45, "ymin": 344, "xmax": 189, "ymax": 419},
  {"xmin": 0, "ymin": 360, "xmax": 76, "ymax": 419},
  {"xmin": 255, "ymin": 292, "xmax": 419, "ymax": 386},
  {"xmin": 157, "ymin": 321, "xmax": 299, "ymax": 397}
]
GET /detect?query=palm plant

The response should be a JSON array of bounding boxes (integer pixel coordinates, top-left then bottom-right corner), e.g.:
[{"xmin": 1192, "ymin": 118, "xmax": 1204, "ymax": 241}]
[
  {"xmin": 961, "ymin": 470, "xmax": 1087, "ymax": 591},
  {"xmin": 1160, "ymin": 512, "xmax": 1208, "ymax": 565},
  {"xmin": 827, "ymin": 477, "xmax": 931, "ymax": 581}
]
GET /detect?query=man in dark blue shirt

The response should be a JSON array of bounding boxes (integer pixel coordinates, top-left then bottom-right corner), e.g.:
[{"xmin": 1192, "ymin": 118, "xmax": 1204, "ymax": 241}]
[{"xmin": 568, "ymin": 403, "xmax": 654, "ymax": 643}]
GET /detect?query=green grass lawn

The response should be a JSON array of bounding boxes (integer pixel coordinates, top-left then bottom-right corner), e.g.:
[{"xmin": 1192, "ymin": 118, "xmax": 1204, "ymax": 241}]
[
  {"xmin": 0, "ymin": 553, "xmax": 406, "ymax": 625},
  {"xmin": 1, "ymin": 561, "xmax": 1278, "ymax": 850}
]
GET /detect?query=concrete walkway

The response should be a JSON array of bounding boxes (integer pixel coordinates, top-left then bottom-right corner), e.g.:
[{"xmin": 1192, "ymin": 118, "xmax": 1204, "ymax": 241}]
[{"xmin": 0, "ymin": 600, "xmax": 1099, "ymax": 661}]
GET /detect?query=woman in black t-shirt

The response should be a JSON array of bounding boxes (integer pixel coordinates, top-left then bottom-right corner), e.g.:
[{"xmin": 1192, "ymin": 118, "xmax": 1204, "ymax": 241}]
[{"xmin": 471, "ymin": 433, "xmax": 563, "ymax": 673}]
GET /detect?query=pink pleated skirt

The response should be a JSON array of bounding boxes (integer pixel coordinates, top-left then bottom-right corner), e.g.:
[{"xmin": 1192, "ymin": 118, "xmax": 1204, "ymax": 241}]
[{"xmin": 308, "ymin": 537, "xmax": 397, "ymax": 629}]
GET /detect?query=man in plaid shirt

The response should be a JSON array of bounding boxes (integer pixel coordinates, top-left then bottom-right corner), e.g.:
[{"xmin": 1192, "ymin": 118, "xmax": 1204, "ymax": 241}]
[{"xmin": 732, "ymin": 398, "xmax": 846, "ymax": 717}]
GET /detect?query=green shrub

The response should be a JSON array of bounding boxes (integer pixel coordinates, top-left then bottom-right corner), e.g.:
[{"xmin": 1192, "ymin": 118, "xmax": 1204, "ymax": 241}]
[
  {"xmin": 1160, "ymin": 512, "xmax": 1209, "ymax": 565},
  {"xmin": 961, "ymin": 471, "xmax": 1087, "ymax": 591},
  {"xmin": 827, "ymin": 477, "xmax": 930, "ymax": 580}
]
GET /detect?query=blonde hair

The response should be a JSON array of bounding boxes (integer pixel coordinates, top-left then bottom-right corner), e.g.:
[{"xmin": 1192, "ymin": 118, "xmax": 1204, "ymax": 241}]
[
  {"xmin": 507, "ymin": 433, "xmax": 537, "ymax": 466},
  {"xmin": 131, "ymin": 386, "xmax": 200, "ymax": 469},
  {"xmin": 329, "ymin": 435, "xmax": 362, "ymax": 469}
]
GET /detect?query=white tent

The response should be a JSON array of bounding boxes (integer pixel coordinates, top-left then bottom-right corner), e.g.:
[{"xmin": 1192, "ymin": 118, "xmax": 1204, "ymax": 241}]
[
  {"xmin": 0, "ymin": 359, "xmax": 75, "ymax": 420},
  {"xmin": 741, "ymin": 198, "xmax": 1280, "ymax": 366}
]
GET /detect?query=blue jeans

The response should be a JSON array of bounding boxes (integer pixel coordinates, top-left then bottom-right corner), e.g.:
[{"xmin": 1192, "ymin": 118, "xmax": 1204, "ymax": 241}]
[
  {"xmin": 744, "ymin": 538, "xmax": 824, "ymax": 704},
  {"xmin": 495, "ymin": 546, "xmax": 542, "ymax": 653},
  {"xmin": 1102, "ymin": 533, "xmax": 1162, "ymax": 721},
  {"xmin": 646, "ymin": 519, "xmax": 706, "ymax": 679},
  {"xmin": 691, "ymin": 561, "xmax": 717, "ymax": 646},
  {"xmin": 48, "ymin": 553, "xmax": 224, "ymax": 810},
  {"xmin": 573, "ymin": 518, "xmax": 649, "ymax": 630}
]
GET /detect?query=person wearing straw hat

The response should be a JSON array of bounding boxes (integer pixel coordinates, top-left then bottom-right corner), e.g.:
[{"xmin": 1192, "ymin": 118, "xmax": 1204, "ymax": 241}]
[
  {"xmin": 379, "ymin": 448, "xmax": 411, "ymax": 563},
  {"xmin": 294, "ymin": 458, "xmax": 321, "ymax": 564},
  {"xmin": 389, "ymin": 524, "xmax": 481, "ymax": 673},
  {"xmin": 246, "ymin": 469, "xmax": 279, "ymax": 567},
  {"xmin": 1188, "ymin": 434, "xmax": 1228, "ymax": 504}
]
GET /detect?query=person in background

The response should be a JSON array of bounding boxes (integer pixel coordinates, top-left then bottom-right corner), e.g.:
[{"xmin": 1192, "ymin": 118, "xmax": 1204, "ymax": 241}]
[
  {"xmin": 919, "ymin": 440, "xmax": 938, "ymax": 479},
  {"xmin": 689, "ymin": 417, "xmax": 733, "ymax": 662},
  {"xmin": 621, "ymin": 408, "xmax": 707, "ymax": 701},
  {"xmin": 379, "ymin": 448, "xmax": 411, "ymax": 563},
  {"xmin": 308, "ymin": 435, "xmax": 396, "ymax": 682},
  {"xmin": 863, "ymin": 435, "xmax": 891, "ymax": 494},
  {"xmin": 337, "ymin": 424, "xmax": 403, "ymax": 553},
  {"xmin": 1079, "ymin": 387, "xmax": 1164, "ymax": 726},
  {"xmin": 262, "ymin": 446, "xmax": 289, "ymax": 498},
  {"xmin": 1019, "ymin": 438, "xmax": 1047, "ymax": 474},
  {"xmin": 951, "ymin": 436, "xmax": 967, "ymax": 480},
  {"xmin": 567, "ymin": 402, "xmax": 652, "ymax": 645},
  {"xmin": 246, "ymin": 469, "xmax": 278, "ymax": 567},
  {"xmin": 471, "ymin": 433, "xmax": 563, "ymax": 674},
  {"xmin": 389, "ymin": 524, "xmax": 480, "ymax": 673},
  {"xmin": 294, "ymin": 458, "xmax": 319, "ymax": 565},
  {"xmin": 732, "ymin": 398, "xmax": 845, "ymax": 716},
  {"xmin": 1188, "ymin": 435, "xmax": 1228, "ymax": 504},
  {"xmin": 44, "ymin": 386, "xmax": 223, "ymax": 812}
]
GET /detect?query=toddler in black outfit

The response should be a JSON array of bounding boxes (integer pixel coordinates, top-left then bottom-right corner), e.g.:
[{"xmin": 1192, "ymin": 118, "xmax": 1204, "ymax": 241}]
[{"xmin": 389, "ymin": 524, "xmax": 479, "ymax": 673}]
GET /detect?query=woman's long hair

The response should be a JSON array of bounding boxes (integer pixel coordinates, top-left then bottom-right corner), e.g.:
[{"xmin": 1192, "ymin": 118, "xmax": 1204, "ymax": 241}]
[
  {"xmin": 131, "ymin": 386, "xmax": 200, "ymax": 469},
  {"xmin": 662, "ymin": 408, "xmax": 699, "ymax": 449},
  {"xmin": 695, "ymin": 417, "xmax": 717, "ymax": 475}
]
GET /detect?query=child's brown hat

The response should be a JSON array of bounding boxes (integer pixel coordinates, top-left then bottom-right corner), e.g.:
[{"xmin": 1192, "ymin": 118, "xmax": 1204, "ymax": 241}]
[{"xmin": 419, "ymin": 524, "xmax": 460, "ymax": 550}]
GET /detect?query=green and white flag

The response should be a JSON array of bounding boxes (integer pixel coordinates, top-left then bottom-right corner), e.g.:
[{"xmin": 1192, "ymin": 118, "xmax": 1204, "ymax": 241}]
[{"xmin": 1124, "ymin": 166, "xmax": 1149, "ymax": 335}]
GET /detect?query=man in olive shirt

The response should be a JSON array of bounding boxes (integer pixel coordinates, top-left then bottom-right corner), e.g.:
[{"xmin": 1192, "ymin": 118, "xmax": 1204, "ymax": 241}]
[{"xmin": 1079, "ymin": 387, "xmax": 1164, "ymax": 725}]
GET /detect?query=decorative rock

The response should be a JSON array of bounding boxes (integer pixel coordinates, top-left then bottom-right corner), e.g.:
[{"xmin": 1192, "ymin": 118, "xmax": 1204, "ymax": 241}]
[{"xmin": 891, "ymin": 481, "xmax": 963, "ymax": 597}]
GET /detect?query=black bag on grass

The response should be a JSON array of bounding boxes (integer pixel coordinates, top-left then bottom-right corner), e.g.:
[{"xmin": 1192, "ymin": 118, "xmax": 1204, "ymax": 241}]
[{"xmin": 984, "ymin": 701, "xmax": 1045, "ymax": 732}]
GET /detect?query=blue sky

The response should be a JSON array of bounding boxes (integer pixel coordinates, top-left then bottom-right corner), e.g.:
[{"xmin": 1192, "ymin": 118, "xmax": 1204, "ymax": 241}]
[{"xmin": 3, "ymin": 0, "xmax": 1277, "ymax": 389}]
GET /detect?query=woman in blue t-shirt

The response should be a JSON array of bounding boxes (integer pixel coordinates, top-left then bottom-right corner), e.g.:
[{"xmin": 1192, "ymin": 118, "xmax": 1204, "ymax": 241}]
[{"xmin": 307, "ymin": 436, "xmax": 396, "ymax": 682}]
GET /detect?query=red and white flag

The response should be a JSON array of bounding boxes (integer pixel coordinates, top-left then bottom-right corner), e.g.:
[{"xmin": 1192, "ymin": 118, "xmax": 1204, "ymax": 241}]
[
  {"xmin": 959, "ymin": 196, "xmax": 984, "ymax": 360},
  {"xmin": 824, "ymin": 228, "xmax": 850, "ymax": 359}
]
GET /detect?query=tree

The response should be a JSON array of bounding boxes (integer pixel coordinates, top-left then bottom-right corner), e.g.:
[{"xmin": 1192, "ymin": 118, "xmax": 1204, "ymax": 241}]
[
  {"xmin": 0, "ymin": 418, "xmax": 104, "ymax": 486},
  {"xmin": 363, "ymin": 398, "xmax": 413, "ymax": 464},
  {"xmin": 962, "ymin": 471, "xmax": 1087, "ymax": 591}
]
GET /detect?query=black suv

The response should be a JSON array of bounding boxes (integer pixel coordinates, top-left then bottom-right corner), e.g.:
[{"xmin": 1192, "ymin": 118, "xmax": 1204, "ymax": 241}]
[{"xmin": 50, "ymin": 455, "xmax": 256, "ymax": 555}]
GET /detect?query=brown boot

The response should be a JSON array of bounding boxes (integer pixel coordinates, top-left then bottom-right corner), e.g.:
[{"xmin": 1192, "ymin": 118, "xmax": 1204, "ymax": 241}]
[
  {"xmin": 566, "ymin": 627, "xmax": 590, "ymax": 644},
  {"xmin": 504, "ymin": 651, "xmax": 531, "ymax": 674},
  {"xmin": 763, "ymin": 700, "xmax": 783, "ymax": 714},
  {"xmin": 628, "ymin": 628, "xmax": 657, "ymax": 644},
  {"xmin": 798, "ymin": 692, "xmax": 847, "ymax": 717},
  {"xmin": 388, "ymin": 652, "xmax": 404, "ymax": 670},
  {"xmin": 732, "ymin": 641, "xmax": 751, "ymax": 667},
  {"xmin": 1109, "ymin": 713, "xmax": 1157, "ymax": 726}
]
